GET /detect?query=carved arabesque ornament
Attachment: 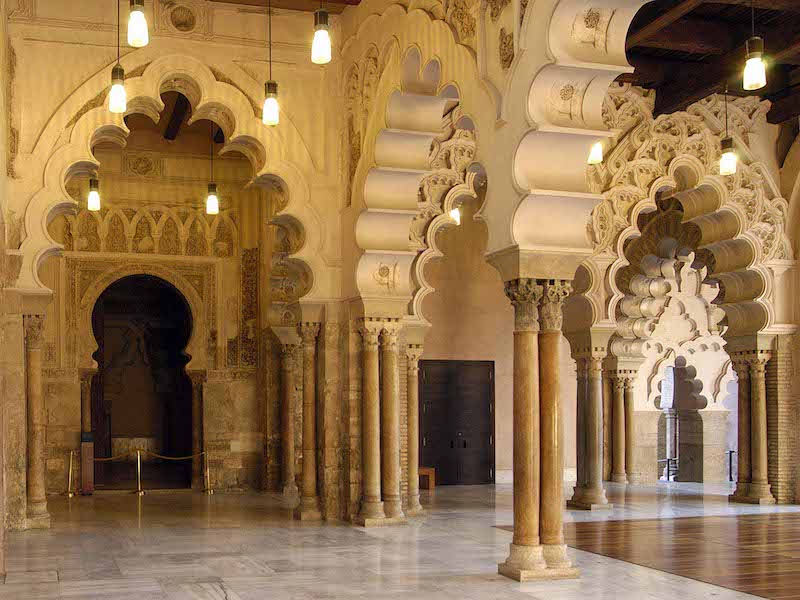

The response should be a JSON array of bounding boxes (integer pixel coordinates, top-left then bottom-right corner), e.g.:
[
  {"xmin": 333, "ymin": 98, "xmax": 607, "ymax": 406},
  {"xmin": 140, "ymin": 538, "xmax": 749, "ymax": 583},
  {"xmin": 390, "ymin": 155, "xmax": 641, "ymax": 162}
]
[
  {"xmin": 504, "ymin": 278, "xmax": 543, "ymax": 332},
  {"xmin": 499, "ymin": 28, "xmax": 514, "ymax": 69}
]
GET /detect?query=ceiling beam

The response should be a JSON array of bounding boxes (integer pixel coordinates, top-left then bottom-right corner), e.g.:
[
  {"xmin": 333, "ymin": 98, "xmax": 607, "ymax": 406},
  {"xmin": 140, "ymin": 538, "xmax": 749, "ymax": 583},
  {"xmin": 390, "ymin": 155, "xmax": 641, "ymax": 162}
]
[
  {"xmin": 653, "ymin": 17, "xmax": 800, "ymax": 115},
  {"xmin": 164, "ymin": 94, "xmax": 191, "ymax": 141},
  {"xmin": 707, "ymin": 0, "xmax": 800, "ymax": 11},
  {"xmin": 209, "ymin": 0, "xmax": 358, "ymax": 14},
  {"xmin": 633, "ymin": 18, "xmax": 744, "ymax": 55},
  {"xmin": 768, "ymin": 87, "xmax": 800, "ymax": 124},
  {"xmin": 627, "ymin": 0, "xmax": 707, "ymax": 48}
]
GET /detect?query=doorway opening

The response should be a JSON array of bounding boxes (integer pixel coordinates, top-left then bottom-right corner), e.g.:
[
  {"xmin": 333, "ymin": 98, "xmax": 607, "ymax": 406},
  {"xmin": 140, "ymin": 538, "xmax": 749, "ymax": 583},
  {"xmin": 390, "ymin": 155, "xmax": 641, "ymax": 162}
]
[
  {"xmin": 419, "ymin": 359, "xmax": 495, "ymax": 485},
  {"xmin": 91, "ymin": 275, "xmax": 193, "ymax": 490}
]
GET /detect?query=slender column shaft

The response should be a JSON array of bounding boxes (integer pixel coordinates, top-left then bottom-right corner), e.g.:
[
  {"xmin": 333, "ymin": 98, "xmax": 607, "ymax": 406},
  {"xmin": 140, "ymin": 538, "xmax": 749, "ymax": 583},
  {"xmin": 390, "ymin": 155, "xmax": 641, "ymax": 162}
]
[
  {"xmin": 281, "ymin": 344, "xmax": 299, "ymax": 498},
  {"xmin": 585, "ymin": 359, "xmax": 606, "ymax": 495},
  {"xmin": 574, "ymin": 359, "xmax": 587, "ymax": 489},
  {"xmin": 748, "ymin": 357, "xmax": 773, "ymax": 502},
  {"xmin": 406, "ymin": 345, "xmax": 423, "ymax": 515},
  {"xmin": 498, "ymin": 279, "xmax": 546, "ymax": 579},
  {"xmin": 380, "ymin": 323, "xmax": 404, "ymax": 519},
  {"xmin": 731, "ymin": 358, "xmax": 751, "ymax": 498},
  {"xmin": 602, "ymin": 373, "xmax": 612, "ymax": 481},
  {"xmin": 296, "ymin": 323, "xmax": 321, "ymax": 519},
  {"xmin": 624, "ymin": 377, "xmax": 635, "ymax": 483},
  {"xmin": 663, "ymin": 409, "xmax": 677, "ymax": 480},
  {"xmin": 79, "ymin": 369, "xmax": 95, "ymax": 495},
  {"xmin": 611, "ymin": 376, "xmax": 627, "ymax": 483},
  {"xmin": 25, "ymin": 315, "xmax": 49, "ymax": 526},
  {"xmin": 190, "ymin": 373, "xmax": 206, "ymax": 489},
  {"xmin": 538, "ymin": 280, "xmax": 573, "ymax": 569},
  {"xmin": 357, "ymin": 322, "xmax": 385, "ymax": 522}
]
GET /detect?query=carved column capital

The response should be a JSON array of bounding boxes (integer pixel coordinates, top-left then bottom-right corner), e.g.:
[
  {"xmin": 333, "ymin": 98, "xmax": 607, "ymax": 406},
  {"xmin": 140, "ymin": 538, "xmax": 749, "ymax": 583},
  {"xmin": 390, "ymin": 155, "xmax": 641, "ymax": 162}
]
[
  {"xmin": 24, "ymin": 314, "xmax": 45, "ymax": 350},
  {"xmin": 504, "ymin": 278, "xmax": 543, "ymax": 332},
  {"xmin": 406, "ymin": 344, "xmax": 423, "ymax": 372},
  {"xmin": 380, "ymin": 320, "xmax": 401, "ymax": 351},
  {"xmin": 730, "ymin": 355, "xmax": 751, "ymax": 379},
  {"xmin": 748, "ymin": 353, "xmax": 771, "ymax": 378},
  {"xmin": 298, "ymin": 322, "xmax": 320, "ymax": 346},
  {"xmin": 187, "ymin": 370, "xmax": 207, "ymax": 387},
  {"xmin": 358, "ymin": 318, "xmax": 383, "ymax": 350},
  {"xmin": 587, "ymin": 356, "xmax": 604, "ymax": 380},
  {"xmin": 539, "ymin": 279, "xmax": 572, "ymax": 332},
  {"xmin": 612, "ymin": 370, "xmax": 636, "ymax": 388}
]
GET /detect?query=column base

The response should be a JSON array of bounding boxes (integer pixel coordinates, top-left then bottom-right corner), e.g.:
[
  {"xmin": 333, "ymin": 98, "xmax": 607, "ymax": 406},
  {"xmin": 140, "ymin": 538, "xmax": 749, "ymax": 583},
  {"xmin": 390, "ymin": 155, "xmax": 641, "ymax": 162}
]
[
  {"xmin": 353, "ymin": 500, "xmax": 385, "ymax": 526},
  {"xmin": 352, "ymin": 514, "xmax": 406, "ymax": 527},
  {"xmin": 543, "ymin": 544, "xmax": 578, "ymax": 576},
  {"xmin": 294, "ymin": 496, "xmax": 322, "ymax": 521},
  {"xmin": 383, "ymin": 498, "xmax": 405, "ymax": 520},
  {"xmin": 567, "ymin": 486, "xmax": 611, "ymax": 511},
  {"xmin": 729, "ymin": 483, "xmax": 775, "ymax": 505},
  {"xmin": 25, "ymin": 513, "xmax": 51, "ymax": 530},
  {"xmin": 498, "ymin": 543, "xmax": 577, "ymax": 581},
  {"xmin": 610, "ymin": 473, "xmax": 628, "ymax": 484}
]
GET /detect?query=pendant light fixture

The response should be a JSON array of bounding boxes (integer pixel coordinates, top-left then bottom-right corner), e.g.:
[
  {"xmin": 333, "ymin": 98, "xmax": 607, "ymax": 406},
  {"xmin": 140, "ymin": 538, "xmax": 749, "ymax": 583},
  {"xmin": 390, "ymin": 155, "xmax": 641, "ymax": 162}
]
[
  {"xmin": 206, "ymin": 123, "xmax": 220, "ymax": 215},
  {"xmin": 743, "ymin": 0, "xmax": 766, "ymax": 91},
  {"xmin": 127, "ymin": 0, "xmax": 149, "ymax": 48},
  {"xmin": 720, "ymin": 86, "xmax": 737, "ymax": 176},
  {"xmin": 311, "ymin": 0, "xmax": 331, "ymax": 65},
  {"xmin": 587, "ymin": 140, "xmax": 604, "ymax": 165},
  {"xmin": 87, "ymin": 178, "xmax": 101, "ymax": 212},
  {"xmin": 109, "ymin": 0, "xmax": 127, "ymax": 113},
  {"xmin": 262, "ymin": 0, "xmax": 280, "ymax": 126}
]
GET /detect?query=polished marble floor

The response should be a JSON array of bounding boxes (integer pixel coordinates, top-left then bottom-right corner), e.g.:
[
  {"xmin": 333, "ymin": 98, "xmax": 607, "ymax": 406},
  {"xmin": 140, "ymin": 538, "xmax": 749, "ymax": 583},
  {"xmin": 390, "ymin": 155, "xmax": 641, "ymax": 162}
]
[{"xmin": 2, "ymin": 482, "xmax": 794, "ymax": 599}]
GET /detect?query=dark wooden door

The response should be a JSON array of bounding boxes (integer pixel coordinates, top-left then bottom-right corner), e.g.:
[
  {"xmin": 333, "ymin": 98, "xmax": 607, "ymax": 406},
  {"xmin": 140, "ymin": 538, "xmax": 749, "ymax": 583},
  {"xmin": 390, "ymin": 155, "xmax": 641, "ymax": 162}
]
[{"xmin": 420, "ymin": 360, "xmax": 494, "ymax": 485}]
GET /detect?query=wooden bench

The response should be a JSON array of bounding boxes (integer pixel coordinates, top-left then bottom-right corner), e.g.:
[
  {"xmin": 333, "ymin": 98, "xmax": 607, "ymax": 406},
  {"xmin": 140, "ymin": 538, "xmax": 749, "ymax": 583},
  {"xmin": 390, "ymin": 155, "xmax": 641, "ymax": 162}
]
[{"xmin": 419, "ymin": 467, "xmax": 436, "ymax": 490}]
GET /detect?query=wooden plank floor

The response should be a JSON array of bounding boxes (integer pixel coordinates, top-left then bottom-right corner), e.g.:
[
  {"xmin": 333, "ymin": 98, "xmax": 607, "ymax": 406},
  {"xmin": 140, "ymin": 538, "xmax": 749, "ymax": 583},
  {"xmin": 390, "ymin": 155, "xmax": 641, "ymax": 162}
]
[{"xmin": 559, "ymin": 513, "xmax": 800, "ymax": 599}]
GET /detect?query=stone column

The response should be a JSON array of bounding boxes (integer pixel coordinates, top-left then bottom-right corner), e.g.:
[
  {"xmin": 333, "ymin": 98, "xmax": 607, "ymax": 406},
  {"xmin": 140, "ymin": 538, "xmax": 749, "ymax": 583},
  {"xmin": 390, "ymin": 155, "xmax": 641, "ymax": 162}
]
[
  {"xmin": 24, "ymin": 314, "xmax": 50, "ymax": 528},
  {"xmin": 538, "ymin": 280, "xmax": 577, "ymax": 574},
  {"xmin": 296, "ymin": 322, "xmax": 321, "ymax": 520},
  {"xmin": 624, "ymin": 375, "xmax": 636, "ymax": 483},
  {"xmin": 662, "ymin": 408, "xmax": 678, "ymax": 481},
  {"xmin": 189, "ymin": 372, "xmax": 206, "ymax": 490},
  {"xmin": 730, "ymin": 357, "xmax": 751, "ymax": 501},
  {"xmin": 498, "ymin": 279, "xmax": 547, "ymax": 581},
  {"xmin": 355, "ymin": 320, "xmax": 385, "ymax": 525},
  {"xmin": 747, "ymin": 355, "xmax": 775, "ymax": 504},
  {"xmin": 602, "ymin": 372, "xmax": 612, "ymax": 481},
  {"xmin": 280, "ymin": 343, "xmax": 299, "ymax": 500},
  {"xmin": 568, "ymin": 356, "xmax": 610, "ymax": 509},
  {"xmin": 405, "ymin": 344, "xmax": 423, "ymax": 515},
  {"xmin": 79, "ymin": 368, "xmax": 95, "ymax": 495},
  {"xmin": 611, "ymin": 374, "xmax": 627, "ymax": 483},
  {"xmin": 380, "ymin": 322, "xmax": 405, "ymax": 521}
]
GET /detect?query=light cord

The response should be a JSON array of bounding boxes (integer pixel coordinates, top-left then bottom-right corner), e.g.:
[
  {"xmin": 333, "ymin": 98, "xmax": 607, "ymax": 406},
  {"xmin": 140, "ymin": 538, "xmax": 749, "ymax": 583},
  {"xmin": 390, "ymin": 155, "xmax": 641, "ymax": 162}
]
[
  {"xmin": 268, "ymin": 0, "xmax": 273, "ymax": 80},
  {"xmin": 117, "ymin": 0, "xmax": 120, "ymax": 63}
]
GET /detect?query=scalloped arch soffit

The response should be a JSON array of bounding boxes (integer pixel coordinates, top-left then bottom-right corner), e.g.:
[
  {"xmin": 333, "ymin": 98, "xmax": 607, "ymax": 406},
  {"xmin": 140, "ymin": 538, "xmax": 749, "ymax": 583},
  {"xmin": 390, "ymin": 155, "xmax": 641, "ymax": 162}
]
[{"xmin": 16, "ymin": 55, "xmax": 317, "ymax": 294}]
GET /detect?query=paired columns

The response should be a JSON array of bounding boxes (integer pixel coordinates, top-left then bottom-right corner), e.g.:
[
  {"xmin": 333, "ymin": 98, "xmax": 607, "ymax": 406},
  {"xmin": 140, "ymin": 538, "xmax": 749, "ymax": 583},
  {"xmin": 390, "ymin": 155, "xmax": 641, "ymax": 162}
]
[
  {"xmin": 568, "ymin": 355, "xmax": 610, "ymax": 510},
  {"xmin": 296, "ymin": 322, "xmax": 322, "ymax": 520},
  {"xmin": 498, "ymin": 279, "xmax": 578, "ymax": 581},
  {"xmin": 24, "ymin": 314, "xmax": 50, "ymax": 528},
  {"xmin": 355, "ymin": 318, "xmax": 406, "ymax": 526},
  {"xmin": 730, "ymin": 352, "xmax": 775, "ymax": 504},
  {"xmin": 405, "ymin": 345, "xmax": 424, "ymax": 516},
  {"xmin": 280, "ymin": 342, "xmax": 299, "ymax": 501},
  {"xmin": 610, "ymin": 371, "xmax": 633, "ymax": 484}
]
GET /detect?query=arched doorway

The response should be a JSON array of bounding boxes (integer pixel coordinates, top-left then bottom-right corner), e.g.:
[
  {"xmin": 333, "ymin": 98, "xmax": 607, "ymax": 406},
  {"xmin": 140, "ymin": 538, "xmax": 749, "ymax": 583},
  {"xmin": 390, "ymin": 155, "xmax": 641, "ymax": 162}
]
[{"xmin": 91, "ymin": 275, "xmax": 193, "ymax": 490}]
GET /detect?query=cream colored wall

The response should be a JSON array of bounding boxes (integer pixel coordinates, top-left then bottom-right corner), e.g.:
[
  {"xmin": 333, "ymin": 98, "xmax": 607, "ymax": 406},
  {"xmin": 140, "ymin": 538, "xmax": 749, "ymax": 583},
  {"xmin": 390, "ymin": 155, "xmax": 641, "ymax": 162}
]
[{"xmin": 421, "ymin": 202, "xmax": 577, "ymax": 480}]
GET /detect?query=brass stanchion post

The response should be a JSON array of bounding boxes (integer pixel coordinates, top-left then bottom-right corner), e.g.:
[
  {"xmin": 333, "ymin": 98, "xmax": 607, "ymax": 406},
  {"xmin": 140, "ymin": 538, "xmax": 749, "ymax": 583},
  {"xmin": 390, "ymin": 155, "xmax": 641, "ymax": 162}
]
[
  {"xmin": 64, "ymin": 450, "xmax": 75, "ymax": 498},
  {"xmin": 134, "ymin": 449, "xmax": 145, "ymax": 496},
  {"xmin": 203, "ymin": 451, "xmax": 214, "ymax": 495}
]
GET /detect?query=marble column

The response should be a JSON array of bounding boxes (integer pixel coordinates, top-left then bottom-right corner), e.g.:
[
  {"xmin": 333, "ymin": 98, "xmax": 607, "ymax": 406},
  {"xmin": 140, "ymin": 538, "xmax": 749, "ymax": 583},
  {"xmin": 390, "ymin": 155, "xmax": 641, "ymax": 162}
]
[
  {"xmin": 24, "ymin": 314, "xmax": 50, "ymax": 528},
  {"xmin": 730, "ymin": 358, "xmax": 751, "ymax": 501},
  {"xmin": 568, "ymin": 356, "xmax": 610, "ymax": 509},
  {"xmin": 662, "ymin": 408, "xmax": 678, "ymax": 481},
  {"xmin": 602, "ymin": 373, "xmax": 612, "ymax": 481},
  {"xmin": 296, "ymin": 323, "xmax": 321, "ymax": 520},
  {"xmin": 498, "ymin": 279, "xmax": 547, "ymax": 580},
  {"xmin": 355, "ymin": 320, "xmax": 385, "ymax": 525},
  {"xmin": 405, "ymin": 345, "xmax": 424, "ymax": 515},
  {"xmin": 380, "ymin": 322, "xmax": 405, "ymax": 521},
  {"xmin": 611, "ymin": 374, "xmax": 627, "ymax": 483},
  {"xmin": 280, "ymin": 343, "xmax": 299, "ymax": 500},
  {"xmin": 189, "ymin": 372, "xmax": 206, "ymax": 490},
  {"xmin": 538, "ymin": 280, "xmax": 578, "ymax": 574},
  {"xmin": 624, "ymin": 375, "xmax": 636, "ymax": 483},
  {"xmin": 79, "ymin": 368, "xmax": 95, "ymax": 495},
  {"xmin": 748, "ymin": 355, "xmax": 775, "ymax": 504}
]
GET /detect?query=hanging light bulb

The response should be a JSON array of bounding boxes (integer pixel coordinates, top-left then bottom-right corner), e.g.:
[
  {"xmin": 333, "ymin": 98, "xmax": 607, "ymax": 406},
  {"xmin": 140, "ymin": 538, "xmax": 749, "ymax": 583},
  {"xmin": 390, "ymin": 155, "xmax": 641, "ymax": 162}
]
[
  {"xmin": 743, "ymin": 1, "xmax": 766, "ymax": 91},
  {"xmin": 109, "ymin": 1, "xmax": 126, "ymax": 113},
  {"xmin": 312, "ymin": 8, "xmax": 331, "ymax": 65},
  {"xmin": 263, "ymin": 81, "xmax": 280, "ymax": 126},
  {"xmin": 587, "ymin": 141, "xmax": 604, "ymax": 165},
  {"xmin": 87, "ymin": 178, "xmax": 101, "ymax": 212},
  {"xmin": 449, "ymin": 206, "xmax": 462, "ymax": 226},
  {"xmin": 262, "ymin": 0, "xmax": 279, "ymax": 126},
  {"xmin": 720, "ymin": 86, "xmax": 737, "ymax": 176},
  {"xmin": 206, "ymin": 183, "xmax": 219, "ymax": 215},
  {"xmin": 109, "ymin": 64, "xmax": 127, "ymax": 113},
  {"xmin": 127, "ymin": 0, "xmax": 149, "ymax": 48}
]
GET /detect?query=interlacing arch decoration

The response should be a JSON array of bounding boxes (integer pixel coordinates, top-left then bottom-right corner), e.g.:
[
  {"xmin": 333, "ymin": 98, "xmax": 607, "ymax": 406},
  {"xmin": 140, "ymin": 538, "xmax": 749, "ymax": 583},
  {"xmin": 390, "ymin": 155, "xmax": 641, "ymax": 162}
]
[
  {"xmin": 578, "ymin": 84, "xmax": 793, "ymax": 338},
  {"xmin": 15, "ymin": 54, "xmax": 320, "ymax": 299}
]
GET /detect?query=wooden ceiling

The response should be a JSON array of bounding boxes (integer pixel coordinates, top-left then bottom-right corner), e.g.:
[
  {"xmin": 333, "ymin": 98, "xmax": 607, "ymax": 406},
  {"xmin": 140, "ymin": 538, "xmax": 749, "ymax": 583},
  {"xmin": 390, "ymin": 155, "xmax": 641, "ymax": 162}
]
[
  {"xmin": 210, "ymin": 0, "xmax": 360, "ymax": 14},
  {"xmin": 625, "ymin": 0, "xmax": 800, "ymax": 124}
]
